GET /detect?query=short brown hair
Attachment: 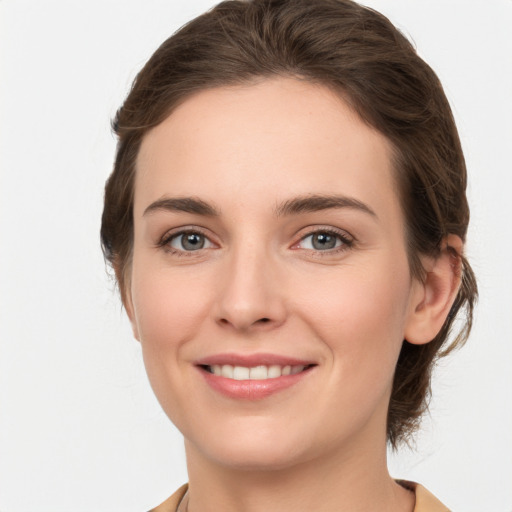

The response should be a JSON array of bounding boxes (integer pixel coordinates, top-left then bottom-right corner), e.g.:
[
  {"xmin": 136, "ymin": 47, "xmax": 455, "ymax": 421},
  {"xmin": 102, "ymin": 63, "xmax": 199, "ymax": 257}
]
[{"xmin": 101, "ymin": 0, "xmax": 477, "ymax": 447}]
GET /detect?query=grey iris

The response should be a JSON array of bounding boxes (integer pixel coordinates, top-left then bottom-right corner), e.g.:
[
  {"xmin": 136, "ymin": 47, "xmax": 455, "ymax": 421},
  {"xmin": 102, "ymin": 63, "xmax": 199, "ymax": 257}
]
[
  {"xmin": 182, "ymin": 233, "xmax": 205, "ymax": 250},
  {"xmin": 312, "ymin": 233, "xmax": 336, "ymax": 250}
]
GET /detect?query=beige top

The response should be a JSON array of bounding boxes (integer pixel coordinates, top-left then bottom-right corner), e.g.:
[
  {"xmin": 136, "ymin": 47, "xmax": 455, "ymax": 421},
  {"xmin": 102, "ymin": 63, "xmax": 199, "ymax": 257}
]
[{"xmin": 148, "ymin": 481, "xmax": 450, "ymax": 512}]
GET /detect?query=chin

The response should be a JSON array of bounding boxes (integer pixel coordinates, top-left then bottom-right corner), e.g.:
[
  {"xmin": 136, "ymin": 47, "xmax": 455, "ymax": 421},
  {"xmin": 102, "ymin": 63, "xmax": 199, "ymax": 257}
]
[
  {"xmin": 187, "ymin": 420, "xmax": 313, "ymax": 471},
  {"xmin": 207, "ymin": 444, "xmax": 306, "ymax": 472}
]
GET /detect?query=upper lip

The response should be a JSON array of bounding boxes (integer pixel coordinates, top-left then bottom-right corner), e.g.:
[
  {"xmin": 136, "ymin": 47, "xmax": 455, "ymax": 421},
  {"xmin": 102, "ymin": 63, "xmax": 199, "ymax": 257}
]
[{"xmin": 195, "ymin": 353, "xmax": 316, "ymax": 367}]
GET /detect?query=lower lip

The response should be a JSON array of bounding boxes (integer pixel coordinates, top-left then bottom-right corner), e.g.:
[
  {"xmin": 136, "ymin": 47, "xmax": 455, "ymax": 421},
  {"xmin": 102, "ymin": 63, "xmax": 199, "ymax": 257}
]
[{"xmin": 198, "ymin": 367, "xmax": 314, "ymax": 400}]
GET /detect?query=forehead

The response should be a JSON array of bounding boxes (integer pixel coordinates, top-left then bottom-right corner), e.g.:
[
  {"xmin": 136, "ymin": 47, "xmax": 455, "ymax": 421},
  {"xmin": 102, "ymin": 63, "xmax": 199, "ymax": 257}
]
[{"xmin": 135, "ymin": 77, "xmax": 398, "ymax": 222}]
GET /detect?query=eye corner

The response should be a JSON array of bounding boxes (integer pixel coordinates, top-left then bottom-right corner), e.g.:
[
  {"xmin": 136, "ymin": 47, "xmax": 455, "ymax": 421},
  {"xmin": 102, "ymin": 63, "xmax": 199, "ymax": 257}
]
[
  {"xmin": 291, "ymin": 226, "xmax": 355, "ymax": 255},
  {"xmin": 157, "ymin": 227, "xmax": 219, "ymax": 256}
]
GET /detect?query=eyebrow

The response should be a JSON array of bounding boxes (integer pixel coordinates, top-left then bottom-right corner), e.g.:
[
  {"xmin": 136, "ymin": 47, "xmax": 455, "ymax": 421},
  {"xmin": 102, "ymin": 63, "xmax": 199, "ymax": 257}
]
[
  {"xmin": 143, "ymin": 197, "xmax": 220, "ymax": 217},
  {"xmin": 274, "ymin": 194, "xmax": 377, "ymax": 218},
  {"xmin": 142, "ymin": 194, "xmax": 376, "ymax": 219}
]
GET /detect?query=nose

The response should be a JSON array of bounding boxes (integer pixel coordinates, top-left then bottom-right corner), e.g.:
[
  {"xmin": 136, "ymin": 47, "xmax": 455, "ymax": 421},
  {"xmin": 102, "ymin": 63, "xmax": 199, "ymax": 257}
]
[{"xmin": 213, "ymin": 243, "xmax": 287, "ymax": 332}]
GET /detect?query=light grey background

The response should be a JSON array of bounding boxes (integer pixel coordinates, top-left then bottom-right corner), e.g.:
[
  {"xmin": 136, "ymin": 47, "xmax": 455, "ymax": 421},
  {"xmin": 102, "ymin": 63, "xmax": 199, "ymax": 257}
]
[{"xmin": 1, "ymin": 1, "xmax": 511, "ymax": 510}]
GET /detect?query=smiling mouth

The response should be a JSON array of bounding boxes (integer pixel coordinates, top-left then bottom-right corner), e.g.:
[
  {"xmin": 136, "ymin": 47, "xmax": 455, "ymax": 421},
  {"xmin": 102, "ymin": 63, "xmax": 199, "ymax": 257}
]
[{"xmin": 200, "ymin": 364, "xmax": 315, "ymax": 380}]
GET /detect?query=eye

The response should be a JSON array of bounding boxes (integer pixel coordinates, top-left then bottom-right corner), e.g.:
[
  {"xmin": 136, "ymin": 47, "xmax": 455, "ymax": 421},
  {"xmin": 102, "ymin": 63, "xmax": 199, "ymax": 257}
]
[
  {"xmin": 296, "ymin": 229, "xmax": 353, "ymax": 252},
  {"xmin": 168, "ymin": 231, "xmax": 213, "ymax": 251}
]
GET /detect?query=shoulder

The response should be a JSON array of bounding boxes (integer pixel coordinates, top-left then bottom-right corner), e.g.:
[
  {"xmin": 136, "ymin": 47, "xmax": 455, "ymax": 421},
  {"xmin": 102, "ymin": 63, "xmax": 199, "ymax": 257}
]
[
  {"xmin": 397, "ymin": 480, "xmax": 451, "ymax": 512},
  {"xmin": 147, "ymin": 484, "xmax": 188, "ymax": 512},
  {"xmin": 414, "ymin": 484, "xmax": 451, "ymax": 512}
]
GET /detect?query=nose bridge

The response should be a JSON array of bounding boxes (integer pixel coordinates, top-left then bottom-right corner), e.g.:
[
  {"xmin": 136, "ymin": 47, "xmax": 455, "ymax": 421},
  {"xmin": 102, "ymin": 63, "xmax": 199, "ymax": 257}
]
[{"xmin": 215, "ymin": 234, "xmax": 285, "ymax": 331}]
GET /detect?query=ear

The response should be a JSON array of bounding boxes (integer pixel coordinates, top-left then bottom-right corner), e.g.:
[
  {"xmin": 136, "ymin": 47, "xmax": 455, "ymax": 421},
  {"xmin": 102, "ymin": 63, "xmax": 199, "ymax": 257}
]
[{"xmin": 404, "ymin": 235, "xmax": 463, "ymax": 345}]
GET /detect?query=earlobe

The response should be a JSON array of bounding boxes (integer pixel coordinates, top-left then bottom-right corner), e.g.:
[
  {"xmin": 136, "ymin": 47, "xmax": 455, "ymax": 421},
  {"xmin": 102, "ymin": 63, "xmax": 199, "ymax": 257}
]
[{"xmin": 404, "ymin": 235, "xmax": 463, "ymax": 345}]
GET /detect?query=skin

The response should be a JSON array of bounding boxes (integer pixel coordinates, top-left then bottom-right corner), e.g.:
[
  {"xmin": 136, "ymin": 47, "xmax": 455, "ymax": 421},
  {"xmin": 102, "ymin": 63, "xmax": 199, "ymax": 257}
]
[{"xmin": 126, "ymin": 77, "xmax": 461, "ymax": 512}]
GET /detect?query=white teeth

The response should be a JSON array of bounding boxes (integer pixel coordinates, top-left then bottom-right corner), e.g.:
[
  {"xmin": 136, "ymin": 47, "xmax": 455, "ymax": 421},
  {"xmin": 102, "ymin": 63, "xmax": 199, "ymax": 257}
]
[
  {"xmin": 208, "ymin": 364, "xmax": 307, "ymax": 380},
  {"xmin": 249, "ymin": 365, "xmax": 268, "ymax": 379},
  {"xmin": 233, "ymin": 366, "xmax": 250, "ymax": 380},
  {"xmin": 290, "ymin": 365, "xmax": 304, "ymax": 375},
  {"xmin": 221, "ymin": 364, "xmax": 233, "ymax": 378},
  {"xmin": 267, "ymin": 365, "xmax": 281, "ymax": 378}
]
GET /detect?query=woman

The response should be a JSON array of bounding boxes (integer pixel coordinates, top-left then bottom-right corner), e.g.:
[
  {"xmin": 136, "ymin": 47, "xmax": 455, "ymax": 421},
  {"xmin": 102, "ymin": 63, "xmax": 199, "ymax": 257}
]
[{"xmin": 101, "ymin": 0, "xmax": 477, "ymax": 510}]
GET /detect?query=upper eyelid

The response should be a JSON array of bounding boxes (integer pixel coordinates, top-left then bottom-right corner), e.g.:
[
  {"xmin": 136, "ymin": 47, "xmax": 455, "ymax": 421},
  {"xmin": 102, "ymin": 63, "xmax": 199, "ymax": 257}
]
[
  {"xmin": 156, "ymin": 225, "xmax": 354, "ymax": 249},
  {"xmin": 295, "ymin": 225, "xmax": 354, "ymax": 242},
  {"xmin": 289, "ymin": 227, "xmax": 355, "ymax": 256},
  {"xmin": 158, "ymin": 226, "xmax": 215, "ymax": 246}
]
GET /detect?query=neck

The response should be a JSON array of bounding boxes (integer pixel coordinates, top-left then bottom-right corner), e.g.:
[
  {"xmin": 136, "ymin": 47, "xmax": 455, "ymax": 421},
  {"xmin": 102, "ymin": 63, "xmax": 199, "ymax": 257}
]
[{"xmin": 184, "ymin": 428, "xmax": 414, "ymax": 512}]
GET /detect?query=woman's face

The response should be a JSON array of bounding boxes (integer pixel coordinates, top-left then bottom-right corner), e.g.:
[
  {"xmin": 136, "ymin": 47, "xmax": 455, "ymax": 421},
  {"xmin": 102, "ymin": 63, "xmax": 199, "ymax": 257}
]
[{"xmin": 128, "ymin": 77, "xmax": 425, "ymax": 470}]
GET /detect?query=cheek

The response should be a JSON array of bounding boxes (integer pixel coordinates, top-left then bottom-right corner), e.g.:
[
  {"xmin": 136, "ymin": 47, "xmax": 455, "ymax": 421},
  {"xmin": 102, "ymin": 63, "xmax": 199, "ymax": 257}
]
[
  {"xmin": 296, "ymin": 261, "xmax": 412, "ymax": 389},
  {"xmin": 130, "ymin": 260, "xmax": 214, "ymax": 406},
  {"xmin": 131, "ymin": 264, "xmax": 210, "ymax": 349},
  {"xmin": 129, "ymin": 262, "xmax": 215, "ymax": 428}
]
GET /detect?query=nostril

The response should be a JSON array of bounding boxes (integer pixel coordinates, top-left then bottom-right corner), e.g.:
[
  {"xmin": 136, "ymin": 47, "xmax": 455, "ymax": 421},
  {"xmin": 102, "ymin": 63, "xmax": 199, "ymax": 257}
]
[{"xmin": 216, "ymin": 316, "xmax": 276, "ymax": 330}]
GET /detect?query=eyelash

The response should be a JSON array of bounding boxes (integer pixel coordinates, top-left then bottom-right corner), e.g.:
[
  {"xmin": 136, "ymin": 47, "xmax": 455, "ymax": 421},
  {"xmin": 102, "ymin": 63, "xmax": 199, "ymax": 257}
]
[
  {"xmin": 293, "ymin": 227, "xmax": 354, "ymax": 256},
  {"xmin": 158, "ymin": 228, "xmax": 214, "ymax": 257},
  {"xmin": 157, "ymin": 227, "xmax": 354, "ymax": 256}
]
